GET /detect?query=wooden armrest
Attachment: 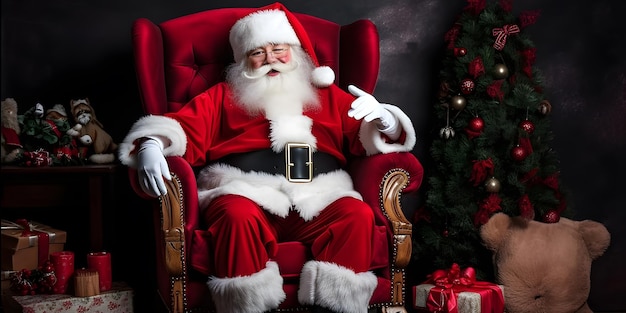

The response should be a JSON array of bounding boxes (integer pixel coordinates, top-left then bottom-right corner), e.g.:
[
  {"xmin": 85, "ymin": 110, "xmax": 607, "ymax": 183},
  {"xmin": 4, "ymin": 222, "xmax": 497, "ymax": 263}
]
[
  {"xmin": 159, "ymin": 173, "xmax": 185, "ymax": 276},
  {"xmin": 159, "ymin": 173, "xmax": 186, "ymax": 313},
  {"xmin": 381, "ymin": 168, "xmax": 413, "ymax": 268},
  {"xmin": 349, "ymin": 152, "xmax": 423, "ymax": 310},
  {"xmin": 380, "ymin": 168, "xmax": 413, "ymax": 308}
]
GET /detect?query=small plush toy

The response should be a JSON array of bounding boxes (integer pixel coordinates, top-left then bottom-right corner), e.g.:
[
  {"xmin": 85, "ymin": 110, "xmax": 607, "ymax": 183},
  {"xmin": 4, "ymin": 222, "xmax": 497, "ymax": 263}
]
[
  {"xmin": 44, "ymin": 104, "xmax": 82, "ymax": 164},
  {"xmin": 17, "ymin": 102, "xmax": 49, "ymax": 152},
  {"xmin": 67, "ymin": 98, "xmax": 117, "ymax": 163},
  {"xmin": 1, "ymin": 98, "xmax": 23, "ymax": 163},
  {"xmin": 480, "ymin": 213, "xmax": 610, "ymax": 313}
]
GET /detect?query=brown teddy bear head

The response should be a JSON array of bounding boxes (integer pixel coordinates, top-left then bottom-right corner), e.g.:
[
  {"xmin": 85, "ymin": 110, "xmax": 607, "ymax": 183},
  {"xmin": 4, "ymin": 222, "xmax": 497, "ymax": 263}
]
[
  {"xmin": 1, "ymin": 98, "xmax": 20, "ymax": 133},
  {"xmin": 480, "ymin": 213, "xmax": 610, "ymax": 313}
]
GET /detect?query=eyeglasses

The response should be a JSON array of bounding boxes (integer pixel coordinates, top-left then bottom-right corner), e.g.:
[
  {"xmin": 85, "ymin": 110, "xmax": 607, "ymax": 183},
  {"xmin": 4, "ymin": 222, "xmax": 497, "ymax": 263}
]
[{"xmin": 248, "ymin": 45, "xmax": 289, "ymax": 60}]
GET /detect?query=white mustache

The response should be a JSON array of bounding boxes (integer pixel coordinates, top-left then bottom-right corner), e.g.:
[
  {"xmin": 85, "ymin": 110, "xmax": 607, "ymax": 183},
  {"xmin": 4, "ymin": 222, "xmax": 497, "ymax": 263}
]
[{"xmin": 243, "ymin": 61, "xmax": 299, "ymax": 80}]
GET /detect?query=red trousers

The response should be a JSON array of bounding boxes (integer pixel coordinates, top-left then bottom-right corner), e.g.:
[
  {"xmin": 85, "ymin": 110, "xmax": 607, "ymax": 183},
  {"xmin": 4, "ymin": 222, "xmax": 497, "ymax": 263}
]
[{"xmin": 203, "ymin": 194, "xmax": 375, "ymax": 278}]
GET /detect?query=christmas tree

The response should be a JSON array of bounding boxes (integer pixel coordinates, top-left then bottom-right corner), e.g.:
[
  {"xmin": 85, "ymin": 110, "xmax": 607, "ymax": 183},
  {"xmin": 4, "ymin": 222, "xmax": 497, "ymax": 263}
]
[{"xmin": 413, "ymin": 0, "xmax": 570, "ymax": 280}]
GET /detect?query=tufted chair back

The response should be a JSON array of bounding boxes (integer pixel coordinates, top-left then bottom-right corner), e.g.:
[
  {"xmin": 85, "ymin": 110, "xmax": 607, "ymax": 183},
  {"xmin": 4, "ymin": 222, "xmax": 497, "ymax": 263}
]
[{"xmin": 132, "ymin": 7, "xmax": 379, "ymax": 115}]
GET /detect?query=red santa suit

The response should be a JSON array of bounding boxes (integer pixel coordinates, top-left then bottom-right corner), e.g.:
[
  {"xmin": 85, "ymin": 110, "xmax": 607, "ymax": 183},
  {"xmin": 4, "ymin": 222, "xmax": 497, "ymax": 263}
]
[{"xmin": 118, "ymin": 3, "xmax": 416, "ymax": 313}]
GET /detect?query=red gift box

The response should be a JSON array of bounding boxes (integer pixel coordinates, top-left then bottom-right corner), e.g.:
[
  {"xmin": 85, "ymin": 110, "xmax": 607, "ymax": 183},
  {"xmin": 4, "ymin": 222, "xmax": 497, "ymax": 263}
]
[
  {"xmin": 413, "ymin": 264, "xmax": 504, "ymax": 313},
  {"xmin": 23, "ymin": 149, "xmax": 53, "ymax": 167}
]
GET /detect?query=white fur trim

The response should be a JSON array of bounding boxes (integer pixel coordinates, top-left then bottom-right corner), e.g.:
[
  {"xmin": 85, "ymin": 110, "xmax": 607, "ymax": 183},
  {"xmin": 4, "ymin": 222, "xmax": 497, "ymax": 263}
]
[
  {"xmin": 359, "ymin": 104, "xmax": 416, "ymax": 156},
  {"xmin": 117, "ymin": 115, "xmax": 187, "ymax": 167},
  {"xmin": 198, "ymin": 163, "xmax": 292, "ymax": 217},
  {"xmin": 230, "ymin": 10, "xmax": 300, "ymax": 63},
  {"xmin": 311, "ymin": 66, "xmax": 335, "ymax": 87},
  {"xmin": 196, "ymin": 163, "xmax": 362, "ymax": 220},
  {"xmin": 207, "ymin": 261, "xmax": 285, "ymax": 313},
  {"xmin": 269, "ymin": 115, "xmax": 317, "ymax": 152},
  {"xmin": 298, "ymin": 260, "xmax": 377, "ymax": 313}
]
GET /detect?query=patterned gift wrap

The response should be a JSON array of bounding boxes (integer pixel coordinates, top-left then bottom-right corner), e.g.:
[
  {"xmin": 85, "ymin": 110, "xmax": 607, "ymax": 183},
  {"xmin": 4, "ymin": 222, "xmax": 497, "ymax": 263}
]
[{"xmin": 5, "ymin": 282, "xmax": 133, "ymax": 313}]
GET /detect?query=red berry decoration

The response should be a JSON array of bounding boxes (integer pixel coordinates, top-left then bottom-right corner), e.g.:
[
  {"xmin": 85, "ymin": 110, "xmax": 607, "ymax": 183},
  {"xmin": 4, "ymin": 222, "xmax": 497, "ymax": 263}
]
[
  {"xmin": 468, "ymin": 116, "xmax": 484, "ymax": 132},
  {"xmin": 9, "ymin": 260, "xmax": 57, "ymax": 295},
  {"xmin": 542, "ymin": 210, "xmax": 560, "ymax": 223},
  {"xmin": 454, "ymin": 47, "xmax": 467, "ymax": 57},
  {"xmin": 519, "ymin": 119, "xmax": 535, "ymax": 134},
  {"xmin": 460, "ymin": 78, "xmax": 475, "ymax": 94},
  {"xmin": 511, "ymin": 145, "xmax": 527, "ymax": 161}
]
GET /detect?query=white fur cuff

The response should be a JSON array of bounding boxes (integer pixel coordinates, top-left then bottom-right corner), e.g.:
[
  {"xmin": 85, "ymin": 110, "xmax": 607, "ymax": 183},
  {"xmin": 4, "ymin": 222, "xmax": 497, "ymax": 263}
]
[
  {"xmin": 298, "ymin": 260, "xmax": 377, "ymax": 313},
  {"xmin": 117, "ymin": 115, "xmax": 187, "ymax": 167},
  {"xmin": 207, "ymin": 261, "xmax": 286, "ymax": 313},
  {"xmin": 359, "ymin": 104, "xmax": 416, "ymax": 156}
]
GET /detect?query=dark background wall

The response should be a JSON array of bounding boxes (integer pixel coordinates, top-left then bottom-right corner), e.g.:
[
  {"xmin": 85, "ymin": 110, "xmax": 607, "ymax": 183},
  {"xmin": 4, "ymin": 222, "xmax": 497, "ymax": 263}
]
[{"xmin": 2, "ymin": 0, "xmax": 624, "ymax": 311}]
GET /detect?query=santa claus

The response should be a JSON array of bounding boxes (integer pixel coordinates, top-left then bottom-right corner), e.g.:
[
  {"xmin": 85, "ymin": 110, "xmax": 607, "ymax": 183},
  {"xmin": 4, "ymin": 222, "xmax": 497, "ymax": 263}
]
[{"xmin": 118, "ymin": 3, "xmax": 416, "ymax": 313}]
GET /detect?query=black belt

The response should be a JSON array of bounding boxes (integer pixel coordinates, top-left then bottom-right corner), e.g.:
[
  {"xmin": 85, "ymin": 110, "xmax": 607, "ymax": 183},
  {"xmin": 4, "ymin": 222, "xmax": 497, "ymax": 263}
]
[{"xmin": 219, "ymin": 143, "xmax": 341, "ymax": 182}]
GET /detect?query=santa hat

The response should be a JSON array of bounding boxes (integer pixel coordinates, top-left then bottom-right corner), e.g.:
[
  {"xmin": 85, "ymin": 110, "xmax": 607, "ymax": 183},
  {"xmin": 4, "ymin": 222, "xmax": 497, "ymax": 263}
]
[{"xmin": 229, "ymin": 2, "xmax": 335, "ymax": 87}]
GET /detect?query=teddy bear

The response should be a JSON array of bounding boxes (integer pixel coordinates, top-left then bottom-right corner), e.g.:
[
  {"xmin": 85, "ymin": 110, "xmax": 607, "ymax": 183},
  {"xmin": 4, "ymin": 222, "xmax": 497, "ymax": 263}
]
[
  {"xmin": 480, "ymin": 213, "xmax": 610, "ymax": 313},
  {"xmin": 67, "ymin": 98, "xmax": 118, "ymax": 163},
  {"xmin": 1, "ymin": 98, "xmax": 23, "ymax": 163}
]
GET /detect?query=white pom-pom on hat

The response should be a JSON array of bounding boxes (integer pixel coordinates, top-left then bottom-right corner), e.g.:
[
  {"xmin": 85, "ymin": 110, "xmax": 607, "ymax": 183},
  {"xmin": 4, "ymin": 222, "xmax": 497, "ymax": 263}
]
[{"xmin": 311, "ymin": 66, "xmax": 335, "ymax": 87}]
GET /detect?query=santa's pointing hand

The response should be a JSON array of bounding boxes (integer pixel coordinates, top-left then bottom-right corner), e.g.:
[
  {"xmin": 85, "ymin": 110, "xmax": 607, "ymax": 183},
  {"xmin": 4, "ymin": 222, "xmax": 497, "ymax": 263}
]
[{"xmin": 348, "ymin": 85, "xmax": 399, "ymax": 138}]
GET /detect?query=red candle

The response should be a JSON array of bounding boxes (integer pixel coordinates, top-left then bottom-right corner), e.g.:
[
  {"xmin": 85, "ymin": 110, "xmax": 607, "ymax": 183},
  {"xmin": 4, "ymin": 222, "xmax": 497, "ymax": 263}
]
[
  {"xmin": 50, "ymin": 251, "xmax": 75, "ymax": 294},
  {"xmin": 87, "ymin": 251, "xmax": 112, "ymax": 291}
]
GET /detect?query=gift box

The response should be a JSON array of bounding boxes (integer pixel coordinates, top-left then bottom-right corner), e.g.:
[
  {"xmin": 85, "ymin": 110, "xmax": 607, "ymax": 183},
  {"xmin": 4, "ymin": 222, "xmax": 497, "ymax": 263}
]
[
  {"xmin": 413, "ymin": 264, "xmax": 505, "ymax": 313},
  {"xmin": 1, "ymin": 220, "xmax": 67, "ymax": 271},
  {"xmin": 2, "ymin": 271, "xmax": 16, "ymax": 309},
  {"xmin": 3, "ymin": 282, "xmax": 133, "ymax": 313},
  {"xmin": 1, "ymin": 271, "xmax": 14, "ymax": 294}
]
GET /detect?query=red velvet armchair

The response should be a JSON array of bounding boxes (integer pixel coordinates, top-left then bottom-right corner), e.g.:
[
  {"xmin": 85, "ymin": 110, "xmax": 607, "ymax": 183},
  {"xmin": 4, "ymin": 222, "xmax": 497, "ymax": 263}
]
[{"xmin": 129, "ymin": 6, "xmax": 423, "ymax": 313}]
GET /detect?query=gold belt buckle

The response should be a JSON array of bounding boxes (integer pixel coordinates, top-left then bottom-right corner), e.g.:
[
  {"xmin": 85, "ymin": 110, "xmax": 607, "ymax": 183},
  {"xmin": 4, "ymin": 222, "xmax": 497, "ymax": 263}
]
[{"xmin": 285, "ymin": 143, "xmax": 312, "ymax": 182}]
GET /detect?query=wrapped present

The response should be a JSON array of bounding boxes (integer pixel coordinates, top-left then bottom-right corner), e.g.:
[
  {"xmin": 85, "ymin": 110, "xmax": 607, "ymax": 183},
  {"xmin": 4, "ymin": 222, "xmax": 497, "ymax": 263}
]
[
  {"xmin": 4, "ymin": 282, "xmax": 133, "ymax": 313},
  {"xmin": 413, "ymin": 264, "xmax": 504, "ymax": 313},
  {"xmin": 23, "ymin": 149, "xmax": 53, "ymax": 167},
  {"xmin": 1, "ymin": 220, "xmax": 67, "ymax": 271},
  {"xmin": 2, "ymin": 271, "xmax": 17, "ymax": 313}
]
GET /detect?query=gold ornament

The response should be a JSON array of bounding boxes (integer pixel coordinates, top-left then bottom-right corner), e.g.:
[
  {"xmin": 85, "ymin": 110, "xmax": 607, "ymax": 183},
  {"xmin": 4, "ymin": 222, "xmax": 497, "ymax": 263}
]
[
  {"xmin": 538, "ymin": 100, "xmax": 552, "ymax": 115},
  {"xmin": 485, "ymin": 177, "xmax": 501, "ymax": 193},
  {"xmin": 493, "ymin": 63, "xmax": 509, "ymax": 79},
  {"xmin": 450, "ymin": 95, "xmax": 467, "ymax": 111}
]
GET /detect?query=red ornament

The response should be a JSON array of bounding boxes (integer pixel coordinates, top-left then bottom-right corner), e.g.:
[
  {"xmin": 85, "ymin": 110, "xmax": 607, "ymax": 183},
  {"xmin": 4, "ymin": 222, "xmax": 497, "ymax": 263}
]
[
  {"xmin": 511, "ymin": 145, "xmax": 527, "ymax": 161},
  {"xmin": 469, "ymin": 57, "xmax": 485, "ymax": 78},
  {"xmin": 468, "ymin": 116, "xmax": 484, "ymax": 132},
  {"xmin": 519, "ymin": 119, "xmax": 535, "ymax": 134},
  {"xmin": 542, "ymin": 210, "xmax": 560, "ymax": 223},
  {"xmin": 460, "ymin": 78, "xmax": 475, "ymax": 94},
  {"xmin": 454, "ymin": 47, "xmax": 467, "ymax": 57}
]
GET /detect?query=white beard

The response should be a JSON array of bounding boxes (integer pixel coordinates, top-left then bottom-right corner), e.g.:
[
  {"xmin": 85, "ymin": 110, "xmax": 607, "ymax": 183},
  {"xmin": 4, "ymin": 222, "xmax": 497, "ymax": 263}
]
[{"xmin": 226, "ymin": 47, "xmax": 320, "ymax": 120}]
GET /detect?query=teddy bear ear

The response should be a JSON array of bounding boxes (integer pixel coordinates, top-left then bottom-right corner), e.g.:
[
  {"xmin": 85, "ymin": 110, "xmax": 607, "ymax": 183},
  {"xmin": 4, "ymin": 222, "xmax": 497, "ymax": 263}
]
[
  {"xmin": 577, "ymin": 220, "xmax": 611, "ymax": 260},
  {"xmin": 480, "ymin": 212, "xmax": 512, "ymax": 252}
]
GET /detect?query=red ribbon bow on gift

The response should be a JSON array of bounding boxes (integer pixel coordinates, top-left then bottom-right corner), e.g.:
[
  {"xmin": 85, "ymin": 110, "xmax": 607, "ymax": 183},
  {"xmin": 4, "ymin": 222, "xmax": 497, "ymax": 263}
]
[
  {"xmin": 423, "ymin": 264, "xmax": 504, "ymax": 313},
  {"xmin": 6, "ymin": 219, "xmax": 52, "ymax": 268},
  {"xmin": 492, "ymin": 24, "xmax": 520, "ymax": 50}
]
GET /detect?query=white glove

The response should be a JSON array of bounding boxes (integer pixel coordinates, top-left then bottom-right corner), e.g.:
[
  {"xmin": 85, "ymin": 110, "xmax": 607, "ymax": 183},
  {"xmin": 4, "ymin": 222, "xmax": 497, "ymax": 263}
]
[
  {"xmin": 137, "ymin": 137, "xmax": 171, "ymax": 197},
  {"xmin": 347, "ymin": 85, "xmax": 399, "ymax": 137}
]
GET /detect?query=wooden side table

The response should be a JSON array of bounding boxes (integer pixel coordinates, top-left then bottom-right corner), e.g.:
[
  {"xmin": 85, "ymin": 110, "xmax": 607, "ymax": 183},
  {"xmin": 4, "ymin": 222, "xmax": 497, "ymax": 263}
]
[{"xmin": 0, "ymin": 164, "xmax": 119, "ymax": 252}]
